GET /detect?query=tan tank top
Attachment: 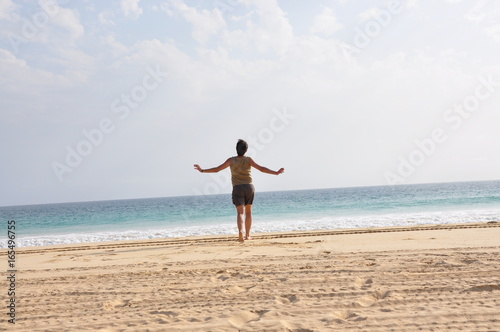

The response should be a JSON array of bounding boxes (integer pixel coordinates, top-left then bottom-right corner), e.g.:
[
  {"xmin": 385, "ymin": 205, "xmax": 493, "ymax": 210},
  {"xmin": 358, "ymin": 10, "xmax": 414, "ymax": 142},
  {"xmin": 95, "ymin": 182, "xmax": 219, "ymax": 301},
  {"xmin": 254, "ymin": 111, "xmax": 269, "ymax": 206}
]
[{"xmin": 230, "ymin": 156, "xmax": 252, "ymax": 186}]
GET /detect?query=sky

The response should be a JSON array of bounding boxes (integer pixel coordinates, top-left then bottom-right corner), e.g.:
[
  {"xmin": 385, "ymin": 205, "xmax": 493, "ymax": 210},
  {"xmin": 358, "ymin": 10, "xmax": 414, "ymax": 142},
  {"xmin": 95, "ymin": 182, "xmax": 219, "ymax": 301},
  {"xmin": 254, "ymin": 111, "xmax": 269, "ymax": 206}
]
[{"xmin": 1, "ymin": 0, "xmax": 500, "ymax": 206}]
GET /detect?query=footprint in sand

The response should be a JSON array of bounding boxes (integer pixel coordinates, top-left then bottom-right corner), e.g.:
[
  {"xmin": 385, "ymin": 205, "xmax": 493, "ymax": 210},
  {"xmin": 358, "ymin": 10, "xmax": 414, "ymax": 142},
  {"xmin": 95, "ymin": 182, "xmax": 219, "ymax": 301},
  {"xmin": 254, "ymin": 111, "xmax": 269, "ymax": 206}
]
[
  {"xmin": 462, "ymin": 284, "xmax": 500, "ymax": 293},
  {"xmin": 227, "ymin": 286, "xmax": 245, "ymax": 294},
  {"xmin": 280, "ymin": 320, "xmax": 297, "ymax": 330},
  {"xmin": 355, "ymin": 277, "xmax": 373, "ymax": 289},
  {"xmin": 210, "ymin": 274, "xmax": 230, "ymax": 283},
  {"xmin": 280, "ymin": 320, "xmax": 309, "ymax": 331},
  {"xmin": 224, "ymin": 285, "xmax": 257, "ymax": 294},
  {"xmin": 274, "ymin": 294, "xmax": 299, "ymax": 305},
  {"xmin": 333, "ymin": 310, "xmax": 366, "ymax": 322},
  {"xmin": 103, "ymin": 299, "xmax": 131, "ymax": 310},
  {"xmin": 149, "ymin": 310, "xmax": 179, "ymax": 317},
  {"xmin": 211, "ymin": 270, "xmax": 232, "ymax": 283},
  {"xmin": 357, "ymin": 289, "xmax": 390, "ymax": 307},
  {"xmin": 46, "ymin": 258, "xmax": 61, "ymax": 263},
  {"xmin": 228, "ymin": 310, "xmax": 267, "ymax": 329}
]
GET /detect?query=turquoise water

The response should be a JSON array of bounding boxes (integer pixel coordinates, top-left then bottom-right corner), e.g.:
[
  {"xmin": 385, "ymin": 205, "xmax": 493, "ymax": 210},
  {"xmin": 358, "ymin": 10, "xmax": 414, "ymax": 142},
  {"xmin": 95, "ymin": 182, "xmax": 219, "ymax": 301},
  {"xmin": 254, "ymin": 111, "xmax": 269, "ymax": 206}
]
[{"xmin": 1, "ymin": 180, "xmax": 499, "ymax": 247}]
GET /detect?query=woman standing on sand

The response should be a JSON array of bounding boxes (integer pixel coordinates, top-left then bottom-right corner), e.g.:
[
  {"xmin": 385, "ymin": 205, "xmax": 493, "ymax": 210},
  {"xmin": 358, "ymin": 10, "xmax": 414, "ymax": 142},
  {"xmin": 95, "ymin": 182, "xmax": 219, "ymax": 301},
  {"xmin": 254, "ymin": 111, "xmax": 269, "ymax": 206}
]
[{"xmin": 194, "ymin": 139, "xmax": 284, "ymax": 242}]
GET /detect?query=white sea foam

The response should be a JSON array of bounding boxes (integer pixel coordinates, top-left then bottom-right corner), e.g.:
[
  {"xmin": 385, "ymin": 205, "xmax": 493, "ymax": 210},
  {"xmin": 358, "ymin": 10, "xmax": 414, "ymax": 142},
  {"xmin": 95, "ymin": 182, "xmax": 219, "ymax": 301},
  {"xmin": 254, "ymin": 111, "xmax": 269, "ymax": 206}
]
[{"xmin": 2, "ymin": 208, "xmax": 499, "ymax": 248}]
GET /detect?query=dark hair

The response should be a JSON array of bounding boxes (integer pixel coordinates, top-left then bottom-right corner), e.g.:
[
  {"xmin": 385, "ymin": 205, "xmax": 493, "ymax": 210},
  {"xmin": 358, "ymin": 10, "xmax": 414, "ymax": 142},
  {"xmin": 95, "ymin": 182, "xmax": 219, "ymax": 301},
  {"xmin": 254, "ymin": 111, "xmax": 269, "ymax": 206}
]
[{"xmin": 236, "ymin": 139, "xmax": 248, "ymax": 156}]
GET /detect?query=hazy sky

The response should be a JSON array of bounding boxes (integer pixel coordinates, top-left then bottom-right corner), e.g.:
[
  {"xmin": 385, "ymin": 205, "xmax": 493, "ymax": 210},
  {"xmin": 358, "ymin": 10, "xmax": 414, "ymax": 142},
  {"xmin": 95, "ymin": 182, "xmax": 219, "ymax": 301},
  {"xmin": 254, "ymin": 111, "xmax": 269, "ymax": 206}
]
[{"xmin": 1, "ymin": 0, "xmax": 500, "ymax": 206}]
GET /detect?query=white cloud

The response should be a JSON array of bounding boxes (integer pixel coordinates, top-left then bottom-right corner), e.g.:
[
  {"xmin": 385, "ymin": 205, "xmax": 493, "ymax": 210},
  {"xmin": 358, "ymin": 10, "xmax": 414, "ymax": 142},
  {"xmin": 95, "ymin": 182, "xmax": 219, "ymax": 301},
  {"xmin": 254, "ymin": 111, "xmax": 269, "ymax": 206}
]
[
  {"xmin": 484, "ymin": 24, "xmax": 500, "ymax": 42},
  {"xmin": 405, "ymin": 0, "xmax": 421, "ymax": 9},
  {"xmin": 221, "ymin": 28, "xmax": 250, "ymax": 50},
  {"xmin": 464, "ymin": 0, "xmax": 487, "ymax": 24},
  {"xmin": 102, "ymin": 34, "xmax": 129, "ymax": 57},
  {"xmin": 463, "ymin": 1, "xmax": 500, "ymax": 42},
  {"xmin": 166, "ymin": 1, "xmax": 226, "ymax": 45},
  {"xmin": 0, "ymin": 2, "xmax": 83, "ymax": 53},
  {"xmin": 50, "ymin": 6, "xmax": 85, "ymax": 41},
  {"xmin": 358, "ymin": 7, "xmax": 381, "ymax": 23},
  {"xmin": 121, "ymin": 0, "xmax": 143, "ymax": 19},
  {"xmin": 309, "ymin": 7, "xmax": 343, "ymax": 37},
  {"xmin": 158, "ymin": 2, "xmax": 175, "ymax": 17},
  {"xmin": 0, "ymin": 0, "xmax": 16, "ymax": 21},
  {"xmin": 0, "ymin": 48, "xmax": 26, "ymax": 70},
  {"xmin": 51, "ymin": 47, "xmax": 96, "ymax": 81},
  {"xmin": 125, "ymin": 38, "xmax": 247, "ymax": 103},
  {"xmin": 0, "ymin": 48, "xmax": 75, "ymax": 112},
  {"xmin": 98, "ymin": 11, "xmax": 116, "ymax": 25},
  {"xmin": 239, "ymin": 0, "xmax": 295, "ymax": 55},
  {"xmin": 0, "ymin": 48, "xmax": 88, "ymax": 88},
  {"xmin": 164, "ymin": 0, "xmax": 294, "ymax": 53},
  {"xmin": 289, "ymin": 36, "xmax": 347, "ymax": 70},
  {"xmin": 127, "ymin": 38, "xmax": 194, "ymax": 81},
  {"xmin": 17, "ymin": 4, "xmax": 89, "ymax": 72}
]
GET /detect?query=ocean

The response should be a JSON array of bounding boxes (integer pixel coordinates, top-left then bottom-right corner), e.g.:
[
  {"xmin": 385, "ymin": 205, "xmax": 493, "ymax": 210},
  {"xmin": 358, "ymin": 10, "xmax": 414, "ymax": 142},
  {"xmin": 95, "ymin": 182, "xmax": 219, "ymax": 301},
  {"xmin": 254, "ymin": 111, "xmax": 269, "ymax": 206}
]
[{"xmin": 1, "ymin": 180, "xmax": 500, "ymax": 248}]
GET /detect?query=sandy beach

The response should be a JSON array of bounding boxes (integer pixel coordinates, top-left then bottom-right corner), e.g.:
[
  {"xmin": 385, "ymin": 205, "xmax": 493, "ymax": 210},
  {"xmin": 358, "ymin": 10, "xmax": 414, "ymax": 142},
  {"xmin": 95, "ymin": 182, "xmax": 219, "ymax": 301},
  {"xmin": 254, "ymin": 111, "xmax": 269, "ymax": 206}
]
[{"xmin": 5, "ymin": 222, "xmax": 500, "ymax": 331}]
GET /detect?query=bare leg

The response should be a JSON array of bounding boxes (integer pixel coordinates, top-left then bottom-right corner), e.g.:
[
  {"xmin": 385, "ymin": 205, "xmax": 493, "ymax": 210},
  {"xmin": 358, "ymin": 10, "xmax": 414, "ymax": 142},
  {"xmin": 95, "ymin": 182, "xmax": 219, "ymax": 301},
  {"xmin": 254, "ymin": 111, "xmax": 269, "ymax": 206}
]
[
  {"xmin": 245, "ymin": 205, "xmax": 252, "ymax": 240},
  {"xmin": 236, "ymin": 205, "xmax": 245, "ymax": 242}
]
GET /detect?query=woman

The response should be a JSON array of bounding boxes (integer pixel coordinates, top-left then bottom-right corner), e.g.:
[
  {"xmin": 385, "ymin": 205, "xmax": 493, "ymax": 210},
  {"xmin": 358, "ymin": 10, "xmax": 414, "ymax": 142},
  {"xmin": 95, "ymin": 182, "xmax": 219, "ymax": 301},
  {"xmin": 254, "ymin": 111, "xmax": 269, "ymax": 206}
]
[{"xmin": 194, "ymin": 139, "xmax": 284, "ymax": 241}]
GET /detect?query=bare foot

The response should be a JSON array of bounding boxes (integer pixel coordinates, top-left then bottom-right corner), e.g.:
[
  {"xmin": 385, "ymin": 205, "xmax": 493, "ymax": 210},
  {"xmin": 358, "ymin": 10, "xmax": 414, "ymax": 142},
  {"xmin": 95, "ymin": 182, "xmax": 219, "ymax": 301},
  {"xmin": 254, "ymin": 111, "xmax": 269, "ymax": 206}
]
[
  {"xmin": 238, "ymin": 232, "xmax": 244, "ymax": 242},
  {"xmin": 245, "ymin": 235, "xmax": 252, "ymax": 240}
]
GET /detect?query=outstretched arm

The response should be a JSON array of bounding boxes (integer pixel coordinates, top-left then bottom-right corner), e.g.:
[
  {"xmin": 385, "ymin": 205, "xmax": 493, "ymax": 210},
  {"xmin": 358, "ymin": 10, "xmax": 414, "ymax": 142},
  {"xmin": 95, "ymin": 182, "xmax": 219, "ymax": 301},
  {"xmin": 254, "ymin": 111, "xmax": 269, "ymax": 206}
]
[
  {"xmin": 194, "ymin": 158, "xmax": 231, "ymax": 173},
  {"xmin": 249, "ymin": 158, "xmax": 284, "ymax": 175}
]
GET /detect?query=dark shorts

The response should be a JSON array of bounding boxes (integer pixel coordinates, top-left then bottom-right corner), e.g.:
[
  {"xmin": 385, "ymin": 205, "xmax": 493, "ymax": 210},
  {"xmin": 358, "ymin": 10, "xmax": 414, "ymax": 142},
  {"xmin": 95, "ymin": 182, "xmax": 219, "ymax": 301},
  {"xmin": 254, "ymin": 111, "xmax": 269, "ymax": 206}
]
[{"xmin": 232, "ymin": 184, "xmax": 255, "ymax": 206}]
